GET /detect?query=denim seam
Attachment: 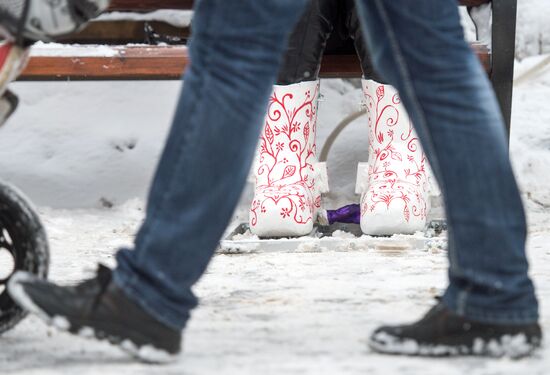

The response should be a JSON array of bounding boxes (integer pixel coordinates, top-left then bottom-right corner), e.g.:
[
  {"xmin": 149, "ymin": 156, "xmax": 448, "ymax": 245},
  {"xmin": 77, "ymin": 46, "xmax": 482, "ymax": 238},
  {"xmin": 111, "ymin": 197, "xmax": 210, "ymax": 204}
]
[
  {"xmin": 131, "ymin": 53, "xmax": 208, "ymax": 308},
  {"xmin": 136, "ymin": 23, "xmax": 214, "ymax": 263},
  {"xmin": 116, "ymin": 3, "xmax": 216, "ymax": 325},
  {"xmin": 370, "ymin": 0, "xmax": 462, "ymax": 275},
  {"xmin": 370, "ymin": 0, "xmax": 473, "ymax": 316}
]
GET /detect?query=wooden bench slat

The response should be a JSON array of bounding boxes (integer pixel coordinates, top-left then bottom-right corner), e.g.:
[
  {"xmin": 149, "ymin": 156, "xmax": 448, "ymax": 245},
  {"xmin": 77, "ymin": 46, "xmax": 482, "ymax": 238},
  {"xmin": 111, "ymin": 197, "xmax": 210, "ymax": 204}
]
[
  {"xmin": 22, "ymin": 46, "xmax": 189, "ymax": 80},
  {"xmin": 19, "ymin": 44, "xmax": 491, "ymax": 81}
]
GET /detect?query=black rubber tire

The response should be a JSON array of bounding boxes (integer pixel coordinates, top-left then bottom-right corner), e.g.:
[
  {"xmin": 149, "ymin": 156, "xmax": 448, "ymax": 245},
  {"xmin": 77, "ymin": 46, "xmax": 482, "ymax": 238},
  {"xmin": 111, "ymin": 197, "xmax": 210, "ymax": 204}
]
[{"xmin": 0, "ymin": 182, "xmax": 49, "ymax": 335}]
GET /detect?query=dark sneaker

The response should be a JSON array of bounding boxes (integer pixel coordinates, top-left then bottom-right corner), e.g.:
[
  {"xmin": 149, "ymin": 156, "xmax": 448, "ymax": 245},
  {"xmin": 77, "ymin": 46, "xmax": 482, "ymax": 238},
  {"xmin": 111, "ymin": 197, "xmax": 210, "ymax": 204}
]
[
  {"xmin": 369, "ymin": 302, "xmax": 542, "ymax": 358},
  {"xmin": 8, "ymin": 264, "xmax": 181, "ymax": 363}
]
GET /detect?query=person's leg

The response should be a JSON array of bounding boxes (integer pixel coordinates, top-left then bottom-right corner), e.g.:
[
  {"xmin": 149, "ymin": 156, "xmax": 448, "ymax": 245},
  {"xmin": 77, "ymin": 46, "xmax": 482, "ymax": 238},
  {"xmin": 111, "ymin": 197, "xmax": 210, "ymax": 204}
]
[
  {"xmin": 276, "ymin": 0, "xmax": 338, "ymax": 85},
  {"xmin": 353, "ymin": 0, "xmax": 540, "ymax": 355},
  {"xmin": 8, "ymin": 0, "xmax": 308, "ymax": 361},
  {"xmin": 343, "ymin": 0, "xmax": 381, "ymax": 82},
  {"xmin": 113, "ymin": 0, "xmax": 308, "ymax": 330}
]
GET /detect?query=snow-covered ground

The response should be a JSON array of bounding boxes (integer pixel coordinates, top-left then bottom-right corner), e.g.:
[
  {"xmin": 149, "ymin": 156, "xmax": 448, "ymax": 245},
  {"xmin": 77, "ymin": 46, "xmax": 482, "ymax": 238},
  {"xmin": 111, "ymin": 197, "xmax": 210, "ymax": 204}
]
[
  {"xmin": 514, "ymin": 0, "xmax": 550, "ymax": 59},
  {"xmin": 1, "ymin": 5, "xmax": 550, "ymax": 372},
  {"xmin": 0, "ymin": 204, "xmax": 549, "ymax": 375},
  {"xmin": 0, "ymin": 55, "xmax": 549, "ymax": 374}
]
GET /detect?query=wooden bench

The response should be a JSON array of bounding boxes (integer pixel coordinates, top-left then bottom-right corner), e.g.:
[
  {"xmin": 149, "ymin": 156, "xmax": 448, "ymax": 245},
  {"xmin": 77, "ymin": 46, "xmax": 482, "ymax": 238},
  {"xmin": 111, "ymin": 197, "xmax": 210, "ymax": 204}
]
[{"xmin": 19, "ymin": 0, "xmax": 517, "ymax": 136}]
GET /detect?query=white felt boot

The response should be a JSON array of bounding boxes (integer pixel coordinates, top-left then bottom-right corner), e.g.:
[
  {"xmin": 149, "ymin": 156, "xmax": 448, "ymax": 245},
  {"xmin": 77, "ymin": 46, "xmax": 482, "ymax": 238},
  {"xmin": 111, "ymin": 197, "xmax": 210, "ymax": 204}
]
[
  {"xmin": 357, "ymin": 80, "xmax": 430, "ymax": 235},
  {"xmin": 250, "ymin": 80, "xmax": 328, "ymax": 237}
]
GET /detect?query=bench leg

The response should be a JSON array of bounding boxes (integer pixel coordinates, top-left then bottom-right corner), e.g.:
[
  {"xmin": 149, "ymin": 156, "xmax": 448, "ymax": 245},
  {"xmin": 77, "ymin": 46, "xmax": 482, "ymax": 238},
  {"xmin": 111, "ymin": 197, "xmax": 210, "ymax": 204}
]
[{"xmin": 490, "ymin": 0, "xmax": 518, "ymax": 144}]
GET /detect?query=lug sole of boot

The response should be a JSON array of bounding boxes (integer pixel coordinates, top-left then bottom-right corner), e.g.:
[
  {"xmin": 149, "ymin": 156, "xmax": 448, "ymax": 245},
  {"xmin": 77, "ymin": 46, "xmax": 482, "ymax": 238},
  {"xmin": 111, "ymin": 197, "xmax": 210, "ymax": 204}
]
[
  {"xmin": 368, "ymin": 330, "xmax": 542, "ymax": 358},
  {"xmin": 250, "ymin": 222, "xmax": 314, "ymax": 238},
  {"xmin": 360, "ymin": 210, "xmax": 426, "ymax": 236},
  {"xmin": 8, "ymin": 272, "xmax": 179, "ymax": 364}
]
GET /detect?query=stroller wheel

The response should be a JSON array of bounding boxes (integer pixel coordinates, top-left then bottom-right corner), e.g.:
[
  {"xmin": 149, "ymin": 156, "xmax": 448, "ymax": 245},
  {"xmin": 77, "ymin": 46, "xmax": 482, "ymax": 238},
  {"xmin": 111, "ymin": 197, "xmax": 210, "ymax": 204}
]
[{"xmin": 0, "ymin": 182, "xmax": 48, "ymax": 335}]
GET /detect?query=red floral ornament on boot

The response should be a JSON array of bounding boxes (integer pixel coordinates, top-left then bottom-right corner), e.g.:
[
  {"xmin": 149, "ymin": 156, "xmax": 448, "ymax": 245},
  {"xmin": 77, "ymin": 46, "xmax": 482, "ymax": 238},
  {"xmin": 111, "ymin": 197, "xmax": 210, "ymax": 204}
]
[
  {"xmin": 357, "ymin": 80, "xmax": 430, "ymax": 235},
  {"xmin": 250, "ymin": 80, "xmax": 328, "ymax": 237}
]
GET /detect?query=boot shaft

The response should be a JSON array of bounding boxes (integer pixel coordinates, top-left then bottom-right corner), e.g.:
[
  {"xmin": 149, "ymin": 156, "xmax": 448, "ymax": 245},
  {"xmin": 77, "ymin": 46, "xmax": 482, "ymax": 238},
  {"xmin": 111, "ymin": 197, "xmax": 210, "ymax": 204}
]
[
  {"xmin": 360, "ymin": 80, "xmax": 431, "ymax": 235},
  {"xmin": 255, "ymin": 80, "xmax": 320, "ymax": 188},
  {"xmin": 362, "ymin": 79, "xmax": 428, "ymax": 188}
]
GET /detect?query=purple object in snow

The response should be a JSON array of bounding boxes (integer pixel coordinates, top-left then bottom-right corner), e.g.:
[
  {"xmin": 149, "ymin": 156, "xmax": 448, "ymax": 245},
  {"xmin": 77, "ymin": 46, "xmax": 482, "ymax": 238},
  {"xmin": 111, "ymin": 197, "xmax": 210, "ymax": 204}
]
[{"xmin": 326, "ymin": 204, "xmax": 361, "ymax": 225}]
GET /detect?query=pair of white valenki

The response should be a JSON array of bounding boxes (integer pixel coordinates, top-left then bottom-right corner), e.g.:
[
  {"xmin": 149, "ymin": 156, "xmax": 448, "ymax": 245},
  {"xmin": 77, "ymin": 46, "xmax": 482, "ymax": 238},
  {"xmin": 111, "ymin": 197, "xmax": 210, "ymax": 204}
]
[{"xmin": 249, "ymin": 80, "xmax": 430, "ymax": 237}]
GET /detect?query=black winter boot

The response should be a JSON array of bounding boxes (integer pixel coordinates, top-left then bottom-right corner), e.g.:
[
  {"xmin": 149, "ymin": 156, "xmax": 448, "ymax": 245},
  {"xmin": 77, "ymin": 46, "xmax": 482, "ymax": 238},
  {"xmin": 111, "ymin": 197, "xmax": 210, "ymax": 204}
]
[
  {"xmin": 8, "ymin": 264, "xmax": 181, "ymax": 363},
  {"xmin": 369, "ymin": 302, "xmax": 542, "ymax": 358}
]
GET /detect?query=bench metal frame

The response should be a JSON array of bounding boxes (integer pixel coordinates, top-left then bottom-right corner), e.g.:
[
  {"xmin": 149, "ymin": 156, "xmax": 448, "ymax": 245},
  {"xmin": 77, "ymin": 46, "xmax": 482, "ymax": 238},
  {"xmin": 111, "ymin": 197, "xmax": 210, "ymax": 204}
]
[{"xmin": 491, "ymin": 0, "xmax": 518, "ymax": 138}]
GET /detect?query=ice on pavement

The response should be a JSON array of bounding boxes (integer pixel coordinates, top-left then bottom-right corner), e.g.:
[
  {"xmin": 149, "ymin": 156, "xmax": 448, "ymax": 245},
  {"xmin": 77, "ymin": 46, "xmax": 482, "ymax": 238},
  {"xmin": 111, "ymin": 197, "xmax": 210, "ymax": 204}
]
[
  {"xmin": 0, "ymin": 200, "xmax": 548, "ymax": 374},
  {"xmin": 1, "ymin": 55, "xmax": 550, "ymax": 375},
  {"xmin": 1, "ymin": 4, "xmax": 550, "ymax": 372}
]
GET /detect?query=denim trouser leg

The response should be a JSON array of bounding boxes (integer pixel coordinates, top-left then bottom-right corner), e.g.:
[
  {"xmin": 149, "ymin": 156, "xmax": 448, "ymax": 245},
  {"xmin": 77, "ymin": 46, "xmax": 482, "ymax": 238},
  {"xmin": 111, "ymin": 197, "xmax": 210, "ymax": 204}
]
[
  {"xmin": 112, "ymin": 0, "xmax": 307, "ymax": 330},
  {"xmin": 354, "ymin": 0, "xmax": 538, "ymax": 323}
]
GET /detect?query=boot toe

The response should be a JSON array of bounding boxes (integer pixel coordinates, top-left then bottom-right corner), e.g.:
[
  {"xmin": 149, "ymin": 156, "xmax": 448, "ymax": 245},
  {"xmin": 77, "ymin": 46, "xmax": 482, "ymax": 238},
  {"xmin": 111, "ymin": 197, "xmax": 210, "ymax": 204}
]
[
  {"xmin": 361, "ymin": 201, "xmax": 426, "ymax": 235},
  {"xmin": 250, "ymin": 184, "xmax": 314, "ymax": 237},
  {"xmin": 360, "ymin": 187, "xmax": 427, "ymax": 235}
]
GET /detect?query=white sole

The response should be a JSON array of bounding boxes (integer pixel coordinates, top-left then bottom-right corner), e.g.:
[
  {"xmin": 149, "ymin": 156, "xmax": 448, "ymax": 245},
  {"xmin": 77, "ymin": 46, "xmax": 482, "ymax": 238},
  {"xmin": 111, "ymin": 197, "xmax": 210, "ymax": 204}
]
[{"xmin": 368, "ymin": 331, "xmax": 539, "ymax": 358}]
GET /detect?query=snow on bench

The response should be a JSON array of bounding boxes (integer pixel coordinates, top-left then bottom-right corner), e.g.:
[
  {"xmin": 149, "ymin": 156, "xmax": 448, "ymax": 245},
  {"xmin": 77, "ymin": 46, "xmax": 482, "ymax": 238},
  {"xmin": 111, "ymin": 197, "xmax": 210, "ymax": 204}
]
[
  {"xmin": 18, "ymin": 0, "xmax": 516, "ymax": 137},
  {"xmin": 20, "ymin": 42, "xmax": 491, "ymax": 81},
  {"xmin": 23, "ymin": 43, "xmax": 188, "ymax": 80},
  {"xmin": 106, "ymin": 0, "xmax": 490, "ymax": 11}
]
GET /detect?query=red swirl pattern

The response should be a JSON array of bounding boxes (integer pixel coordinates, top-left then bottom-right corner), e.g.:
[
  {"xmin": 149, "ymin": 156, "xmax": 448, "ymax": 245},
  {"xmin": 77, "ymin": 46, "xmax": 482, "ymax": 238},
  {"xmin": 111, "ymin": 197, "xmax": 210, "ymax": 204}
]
[
  {"xmin": 250, "ymin": 82, "xmax": 321, "ymax": 234},
  {"xmin": 360, "ymin": 81, "xmax": 429, "ymax": 232}
]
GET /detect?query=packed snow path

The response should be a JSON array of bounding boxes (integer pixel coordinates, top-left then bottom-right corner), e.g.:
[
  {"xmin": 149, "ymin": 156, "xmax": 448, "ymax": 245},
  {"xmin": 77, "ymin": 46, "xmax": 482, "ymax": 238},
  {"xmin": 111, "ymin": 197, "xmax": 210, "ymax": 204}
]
[
  {"xmin": 0, "ymin": 203, "xmax": 548, "ymax": 375},
  {"xmin": 1, "ymin": 50, "xmax": 550, "ymax": 375}
]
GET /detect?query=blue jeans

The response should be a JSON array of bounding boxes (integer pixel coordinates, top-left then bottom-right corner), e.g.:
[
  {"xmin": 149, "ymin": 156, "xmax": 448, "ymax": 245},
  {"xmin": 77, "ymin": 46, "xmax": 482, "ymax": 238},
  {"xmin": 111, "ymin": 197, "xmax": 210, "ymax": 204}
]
[{"xmin": 113, "ymin": 0, "xmax": 538, "ymax": 329}]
